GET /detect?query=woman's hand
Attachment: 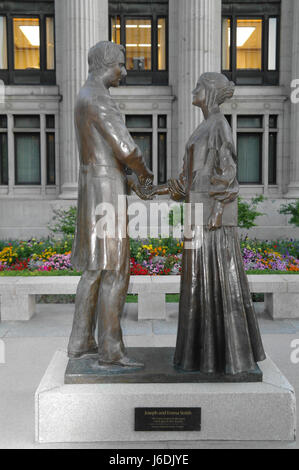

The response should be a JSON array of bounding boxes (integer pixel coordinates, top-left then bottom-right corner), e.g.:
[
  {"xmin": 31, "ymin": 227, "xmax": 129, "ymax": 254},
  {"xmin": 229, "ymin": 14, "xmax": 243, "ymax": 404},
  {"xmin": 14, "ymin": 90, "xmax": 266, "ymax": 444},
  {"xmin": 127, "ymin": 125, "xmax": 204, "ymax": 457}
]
[
  {"xmin": 208, "ymin": 211, "xmax": 223, "ymax": 231},
  {"xmin": 208, "ymin": 201, "xmax": 224, "ymax": 231}
]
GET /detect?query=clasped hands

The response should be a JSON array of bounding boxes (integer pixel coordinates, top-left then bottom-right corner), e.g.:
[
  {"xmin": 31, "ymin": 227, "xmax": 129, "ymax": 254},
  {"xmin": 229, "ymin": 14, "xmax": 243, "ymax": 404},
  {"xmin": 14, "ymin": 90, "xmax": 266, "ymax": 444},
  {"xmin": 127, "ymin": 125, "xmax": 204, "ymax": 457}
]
[
  {"xmin": 129, "ymin": 174, "xmax": 157, "ymax": 200},
  {"xmin": 129, "ymin": 175, "xmax": 225, "ymax": 231}
]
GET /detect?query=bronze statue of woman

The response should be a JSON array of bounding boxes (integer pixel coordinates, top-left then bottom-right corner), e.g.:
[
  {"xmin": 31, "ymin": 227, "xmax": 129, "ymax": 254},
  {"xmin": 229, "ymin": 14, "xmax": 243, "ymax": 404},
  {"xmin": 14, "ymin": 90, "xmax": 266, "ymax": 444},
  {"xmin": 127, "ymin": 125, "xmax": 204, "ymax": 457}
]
[{"xmin": 151, "ymin": 72, "xmax": 266, "ymax": 376}]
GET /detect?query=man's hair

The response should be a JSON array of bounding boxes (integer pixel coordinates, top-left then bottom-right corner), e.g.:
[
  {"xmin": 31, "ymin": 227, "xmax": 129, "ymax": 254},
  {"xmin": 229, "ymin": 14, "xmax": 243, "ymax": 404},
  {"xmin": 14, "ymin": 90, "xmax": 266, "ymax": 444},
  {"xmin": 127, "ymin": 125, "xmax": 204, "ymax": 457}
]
[{"xmin": 88, "ymin": 41, "xmax": 125, "ymax": 74}]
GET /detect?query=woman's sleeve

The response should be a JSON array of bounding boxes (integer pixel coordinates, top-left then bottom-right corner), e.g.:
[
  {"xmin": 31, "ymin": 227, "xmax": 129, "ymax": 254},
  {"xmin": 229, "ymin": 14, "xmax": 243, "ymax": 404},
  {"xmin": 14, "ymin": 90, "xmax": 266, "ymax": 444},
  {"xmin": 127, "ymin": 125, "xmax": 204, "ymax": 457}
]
[{"xmin": 209, "ymin": 140, "xmax": 239, "ymax": 204}]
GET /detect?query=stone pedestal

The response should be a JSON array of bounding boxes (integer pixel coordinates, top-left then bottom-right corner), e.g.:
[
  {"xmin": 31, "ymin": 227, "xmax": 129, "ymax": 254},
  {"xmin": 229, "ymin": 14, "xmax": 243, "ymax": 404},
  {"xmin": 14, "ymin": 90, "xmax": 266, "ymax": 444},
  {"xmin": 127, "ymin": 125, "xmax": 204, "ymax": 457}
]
[{"xmin": 35, "ymin": 350, "xmax": 296, "ymax": 443}]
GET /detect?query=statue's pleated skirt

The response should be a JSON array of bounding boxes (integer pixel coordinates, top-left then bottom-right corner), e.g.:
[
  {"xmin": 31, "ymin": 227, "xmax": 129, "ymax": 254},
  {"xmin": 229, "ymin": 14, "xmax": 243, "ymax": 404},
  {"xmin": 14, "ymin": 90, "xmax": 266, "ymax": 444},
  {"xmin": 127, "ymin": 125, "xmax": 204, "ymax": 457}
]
[{"xmin": 174, "ymin": 226, "xmax": 266, "ymax": 375}]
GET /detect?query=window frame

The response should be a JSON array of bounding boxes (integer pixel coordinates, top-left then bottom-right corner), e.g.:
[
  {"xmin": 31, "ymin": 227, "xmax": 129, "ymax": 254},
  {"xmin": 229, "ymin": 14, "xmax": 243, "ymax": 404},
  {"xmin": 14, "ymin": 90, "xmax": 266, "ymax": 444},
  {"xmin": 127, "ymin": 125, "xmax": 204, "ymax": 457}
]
[
  {"xmin": 0, "ymin": 8, "xmax": 56, "ymax": 85},
  {"xmin": 221, "ymin": 2, "xmax": 281, "ymax": 86},
  {"xmin": 109, "ymin": 1, "xmax": 168, "ymax": 86}
]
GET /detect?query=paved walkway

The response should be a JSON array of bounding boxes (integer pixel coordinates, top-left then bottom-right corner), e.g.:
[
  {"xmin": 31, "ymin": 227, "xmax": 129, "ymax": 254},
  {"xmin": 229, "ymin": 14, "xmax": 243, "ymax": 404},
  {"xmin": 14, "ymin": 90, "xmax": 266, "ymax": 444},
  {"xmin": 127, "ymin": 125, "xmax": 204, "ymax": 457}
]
[{"xmin": 0, "ymin": 303, "xmax": 298, "ymax": 449}]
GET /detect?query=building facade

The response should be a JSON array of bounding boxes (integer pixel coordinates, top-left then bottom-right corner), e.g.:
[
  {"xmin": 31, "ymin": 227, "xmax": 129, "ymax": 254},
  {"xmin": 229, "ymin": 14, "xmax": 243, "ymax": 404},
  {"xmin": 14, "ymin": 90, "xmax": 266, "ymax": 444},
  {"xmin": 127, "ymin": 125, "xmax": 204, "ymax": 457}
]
[{"xmin": 0, "ymin": 0, "xmax": 298, "ymax": 239}]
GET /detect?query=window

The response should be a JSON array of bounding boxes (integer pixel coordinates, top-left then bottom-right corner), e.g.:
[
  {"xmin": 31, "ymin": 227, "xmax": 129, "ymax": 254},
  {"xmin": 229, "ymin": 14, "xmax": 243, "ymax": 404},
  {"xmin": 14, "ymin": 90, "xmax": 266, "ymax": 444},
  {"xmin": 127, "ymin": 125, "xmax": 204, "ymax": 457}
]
[
  {"xmin": 222, "ymin": 1, "xmax": 280, "ymax": 85},
  {"xmin": 46, "ymin": 115, "xmax": 55, "ymax": 185},
  {"xmin": 0, "ymin": 17, "xmax": 7, "ymax": 69},
  {"xmin": 126, "ymin": 114, "xmax": 168, "ymax": 184},
  {"xmin": 125, "ymin": 18, "xmax": 152, "ymax": 71},
  {"xmin": 126, "ymin": 115, "xmax": 153, "ymax": 170},
  {"xmin": 46, "ymin": 17, "xmax": 55, "ymax": 71},
  {"xmin": 227, "ymin": 114, "xmax": 279, "ymax": 187},
  {"xmin": 158, "ymin": 115, "xmax": 167, "ymax": 184},
  {"xmin": 269, "ymin": 115, "xmax": 278, "ymax": 185},
  {"xmin": 0, "ymin": 1, "xmax": 55, "ymax": 85},
  {"xmin": 0, "ymin": 115, "xmax": 8, "ymax": 185},
  {"xmin": 13, "ymin": 18, "xmax": 40, "ymax": 70},
  {"xmin": 0, "ymin": 113, "xmax": 57, "ymax": 189},
  {"xmin": 237, "ymin": 116, "xmax": 263, "ymax": 184},
  {"xmin": 236, "ymin": 19, "xmax": 262, "ymax": 70},
  {"xmin": 109, "ymin": 1, "xmax": 168, "ymax": 85}
]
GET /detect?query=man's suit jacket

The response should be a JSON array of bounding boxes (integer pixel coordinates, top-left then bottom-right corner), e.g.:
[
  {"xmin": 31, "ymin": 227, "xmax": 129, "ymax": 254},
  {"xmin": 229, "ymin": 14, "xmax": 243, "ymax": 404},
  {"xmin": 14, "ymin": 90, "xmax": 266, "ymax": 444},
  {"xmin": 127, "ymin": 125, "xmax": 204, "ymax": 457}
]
[{"xmin": 71, "ymin": 79, "xmax": 150, "ymax": 271}]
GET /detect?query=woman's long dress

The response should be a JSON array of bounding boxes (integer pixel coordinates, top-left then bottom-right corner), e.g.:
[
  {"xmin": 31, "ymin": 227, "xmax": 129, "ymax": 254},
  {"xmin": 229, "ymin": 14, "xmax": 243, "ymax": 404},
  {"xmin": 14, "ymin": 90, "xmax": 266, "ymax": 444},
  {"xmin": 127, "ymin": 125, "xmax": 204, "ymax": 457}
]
[{"xmin": 173, "ymin": 112, "xmax": 266, "ymax": 375}]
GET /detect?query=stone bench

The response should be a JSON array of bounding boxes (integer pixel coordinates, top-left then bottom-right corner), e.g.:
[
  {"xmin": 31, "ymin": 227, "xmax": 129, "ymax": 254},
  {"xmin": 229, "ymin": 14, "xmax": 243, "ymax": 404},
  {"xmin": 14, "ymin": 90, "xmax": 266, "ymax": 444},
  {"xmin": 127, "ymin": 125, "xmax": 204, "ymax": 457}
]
[{"xmin": 0, "ymin": 275, "xmax": 298, "ymax": 322}]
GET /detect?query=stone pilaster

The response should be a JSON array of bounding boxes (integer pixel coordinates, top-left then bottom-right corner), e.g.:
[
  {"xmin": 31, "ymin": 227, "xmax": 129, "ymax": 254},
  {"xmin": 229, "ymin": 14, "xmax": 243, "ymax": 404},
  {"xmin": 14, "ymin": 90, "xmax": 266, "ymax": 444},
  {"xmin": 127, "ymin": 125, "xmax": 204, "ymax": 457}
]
[
  {"xmin": 55, "ymin": 0, "xmax": 108, "ymax": 199},
  {"xmin": 287, "ymin": 0, "xmax": 299, "ymax": 197},
  {"xmin": 176, "ymin": 0, "xmax": 222, "ymax": 160}
]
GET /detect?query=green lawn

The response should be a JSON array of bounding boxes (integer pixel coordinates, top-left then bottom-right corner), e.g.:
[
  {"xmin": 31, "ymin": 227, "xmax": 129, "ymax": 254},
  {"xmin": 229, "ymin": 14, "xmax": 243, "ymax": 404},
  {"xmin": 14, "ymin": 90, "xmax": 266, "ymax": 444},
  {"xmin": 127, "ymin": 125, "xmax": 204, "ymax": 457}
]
[
  {"xmin": 0, "ymin": 270, "xmax": 298, "ymax": 277},
  {"xmin": 126, "ymin": 294, "xmax": 180, "ymax": 303}
]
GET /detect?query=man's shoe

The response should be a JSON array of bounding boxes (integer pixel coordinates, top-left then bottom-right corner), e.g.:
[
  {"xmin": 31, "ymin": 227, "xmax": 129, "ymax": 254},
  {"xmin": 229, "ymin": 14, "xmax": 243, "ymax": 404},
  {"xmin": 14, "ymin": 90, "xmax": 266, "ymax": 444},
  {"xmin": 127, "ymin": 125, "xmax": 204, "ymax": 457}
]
[
  {"xmin": 98, "ymin": 356, "xmax": 144, "ymax": 368},
  {"xmin": 68, "ymin": 346, "xmax": 98, "ymax": 359}
]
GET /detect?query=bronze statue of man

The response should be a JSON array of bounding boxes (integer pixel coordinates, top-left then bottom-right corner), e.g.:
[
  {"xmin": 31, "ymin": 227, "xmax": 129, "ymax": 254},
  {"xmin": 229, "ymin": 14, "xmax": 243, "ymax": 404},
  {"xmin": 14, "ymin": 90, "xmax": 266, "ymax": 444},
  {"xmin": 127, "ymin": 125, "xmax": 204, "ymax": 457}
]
[{"xmin": 68, "ymin": 41, "xmax": 153, "ymax": 367}]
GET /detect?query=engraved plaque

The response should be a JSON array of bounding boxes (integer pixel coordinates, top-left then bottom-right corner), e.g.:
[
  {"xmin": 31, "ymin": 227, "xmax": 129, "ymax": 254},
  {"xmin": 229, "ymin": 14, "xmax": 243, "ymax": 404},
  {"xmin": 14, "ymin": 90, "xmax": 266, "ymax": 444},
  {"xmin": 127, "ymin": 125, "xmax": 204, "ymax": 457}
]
[{"xmin": 135, "ymin": 408, "xmax": 201, "ymax": 432}]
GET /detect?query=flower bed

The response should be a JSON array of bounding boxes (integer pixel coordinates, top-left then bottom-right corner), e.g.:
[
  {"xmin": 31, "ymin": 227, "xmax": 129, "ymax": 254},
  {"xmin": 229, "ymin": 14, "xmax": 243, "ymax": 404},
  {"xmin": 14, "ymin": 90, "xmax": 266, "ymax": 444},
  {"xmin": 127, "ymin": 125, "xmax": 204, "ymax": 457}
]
[{"xmin": 0, "ymin": 237, "xmax": 298, "ymax": 275}]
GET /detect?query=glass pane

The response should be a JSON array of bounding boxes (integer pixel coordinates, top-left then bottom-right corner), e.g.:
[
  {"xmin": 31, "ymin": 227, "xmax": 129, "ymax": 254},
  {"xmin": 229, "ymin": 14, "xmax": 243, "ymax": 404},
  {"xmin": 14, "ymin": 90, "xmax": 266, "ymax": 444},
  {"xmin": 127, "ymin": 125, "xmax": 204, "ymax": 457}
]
[
  {"xmin": 237, "ymin": 19, "xmax": 262, "ymax": 70},
  {"xmin": 111, "ymin": 16, "xmax": 121, "ymax": 44},
  {"xmin": 46, "ymin": 115, "xmax": 55, "ymax": 129},
  {"xmin": 237, "ymin": 116, "xmax": 263, "ymax": 128},
  {"xmin": 269, "ymin": 115, "xmax": 278, "ymax": 129},
  {"xmin": 0, "ymin": 17, "xmax": 8, "ymax": 69},
  {"xmin": 15, "ymin": 134, "xmax": 40, "ymax": 184},
  {"xmin": 0, "ymin": 115, "xmax": 7, "ymax": 128},
  {"xmin": 158, "ymin": 115, "xmax": 167, "ymax": 129},
  {"xmin": 15, "ymin": 115, "xmax": 40, "ymax": 128},
  {"xmin": 0, "ymin": 133, "xmax": 8, "ymax": 185},
  {"xmin": 125, "ymin": 19, "xmax": 152, "ymax": 71},
  {"xmin": 126, "ymin": 115, "xmax": 152, "ymax": 128},
  {"xmin": 46, "ymin": 133, "xmax": 55, "ymax": 185},
  {"xmin": 269, "ymin": 133, "xmax": 277, "ymax": 185},
  {"xmin": 222, "ymin": 18, "xmax": 231, "ymax": 71},
  {"xmin": 13, "ymin": 18, "xmax": 40, "ymax": 70},
  {"xmin": 158, "ymin": 133, "xmax": 167, "ymax": 184},
  {"xmin": 46, "ymin": 17, "xmax": 55, "ymax": 70},
  {"xmin": 268, "ymin": 18, "xmax": 277, "ymax": 71},
  {"xmin": 158, "ymin": 18, "xmax": 166, "ymax": 70},
  {"xmin": 237, "ymin": 134, "xmax": 261, "ymax": 184},
  {"xmin": 131, "ymin": 133, "xmax": 152, "ymax": 170}
]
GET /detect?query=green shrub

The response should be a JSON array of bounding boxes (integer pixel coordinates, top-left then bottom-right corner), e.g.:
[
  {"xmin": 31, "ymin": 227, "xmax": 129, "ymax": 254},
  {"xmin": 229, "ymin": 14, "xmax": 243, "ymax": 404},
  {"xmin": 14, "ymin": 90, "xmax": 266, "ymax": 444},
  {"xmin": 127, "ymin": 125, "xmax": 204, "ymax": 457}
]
[
  {"xmin": 169, "ymin": 203, "xmax": 184, "ymax": 228},
  {"xmin": 279, "ymin": 201, "xmax": 299, "ymax": 227},
  {"xmin": 238, "ymin": 195, "xmax": 265, "ymax": 230},
  {"xmin": 49, "ymin": 206, "xmax": 77, "ymax": 237},
  {"xmin": 47, "ymin": 196, "xmax": 265, "ymax": 238}
]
